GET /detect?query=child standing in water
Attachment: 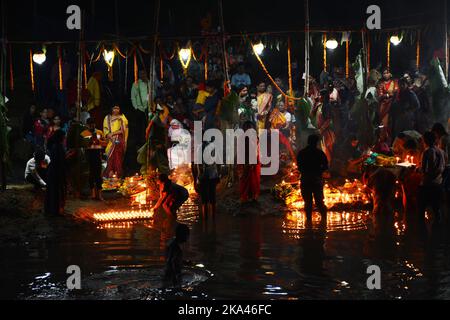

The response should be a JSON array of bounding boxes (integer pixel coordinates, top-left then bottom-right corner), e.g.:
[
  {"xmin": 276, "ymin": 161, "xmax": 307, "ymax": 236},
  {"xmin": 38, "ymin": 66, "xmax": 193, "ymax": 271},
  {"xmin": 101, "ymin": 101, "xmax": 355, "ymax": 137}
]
[{"xmin": 164, "ymin": 224, "xmax": 190, "ymax": 286}]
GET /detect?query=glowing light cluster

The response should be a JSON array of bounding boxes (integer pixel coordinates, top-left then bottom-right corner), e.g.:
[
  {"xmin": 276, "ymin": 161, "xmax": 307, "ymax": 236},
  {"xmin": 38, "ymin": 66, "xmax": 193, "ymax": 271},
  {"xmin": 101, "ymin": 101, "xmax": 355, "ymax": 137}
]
[
  {"xmin": 279, "ymin": 179, "xmax": 370, "ymax": 211},
  {"xmin": 93, "ymin": 209, "xmax": 153, "ymax": 222}
]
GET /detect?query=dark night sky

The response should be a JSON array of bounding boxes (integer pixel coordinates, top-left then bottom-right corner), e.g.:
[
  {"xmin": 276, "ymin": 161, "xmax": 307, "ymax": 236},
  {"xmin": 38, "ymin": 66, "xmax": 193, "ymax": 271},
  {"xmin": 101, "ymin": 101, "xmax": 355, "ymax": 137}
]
[
  {"xmin": 1, "ymin": 0, "xmax": 449, "ymax": 107},
  {"xmin": 2, "ymin": 0, "xmax": 445, "ymax": 40},
  {"xmin": 1, "ymin": 0, "xmax": 449, "ymax": 115}
]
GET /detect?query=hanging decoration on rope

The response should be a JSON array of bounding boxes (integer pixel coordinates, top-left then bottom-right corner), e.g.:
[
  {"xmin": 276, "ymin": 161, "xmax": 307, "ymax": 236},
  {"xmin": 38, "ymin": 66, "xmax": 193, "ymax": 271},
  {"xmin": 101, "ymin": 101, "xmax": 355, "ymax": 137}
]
[
  {"xmin": 387, "ymin": 37, "xmax": 391, "ymax": 70},
  {"xmin": 91, "ymin": 45, "xmax": 105, "ymax": 63},
  {"xmin": 58, "ymin": 46, "xmax": 63, "ymax": 91},
  {"xmin": 9, "ymin": 44, "xmax": 14, "ymax": 91},
  {"xmin": 323, "ymin": 34, "xmax": 327, "ymax": 71},
  {"xmin": 29, "ymin": 49, "xmax": 35, "ymax": 92},
  {"xmin": 160, "ymin": 55, "xmax": 164, "ymax": 84},
  {"xmin": 367, "ymin": 35, "xmax": 371, "ymax": 72},
  {"xmin": 248, "ymin": 36, "xmax": 302, "ymax": 101},
  {"xmin": 103, "ymin": 48, "xmax": 116, "ymax": 81},
  {"xmin": 416, "ymin": 31, "xmax": 421, "ymax": 70},
  {"xmin": 133, "ymin": 49, "xmax": 138, "ymax": 84},
  {"xmin": 342, "ymin": 32, "xmax": 351, "ymax": 78},
  {"xmin": 287, "ymin": 37, "xmax": 293, "ymax": 95},
  {"xmin": 83, "ymin": 61, "xmax": 87, "ymax": 89}
]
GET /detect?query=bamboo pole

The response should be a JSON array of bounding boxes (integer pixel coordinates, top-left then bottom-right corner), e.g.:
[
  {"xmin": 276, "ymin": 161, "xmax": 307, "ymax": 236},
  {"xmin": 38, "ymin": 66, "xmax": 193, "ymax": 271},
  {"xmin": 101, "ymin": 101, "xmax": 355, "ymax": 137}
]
[
  {"xmin": 145, "ymin": 0, "xmax": 161, "ymax": 177},
  {"xmin": 76, "ymin": 10, "xmax": 85, "ymax": 122},
  {"xmin": 0, "ymin": 0, "xmax": 6, "ymax": 96},
  {"xmin": 304, "ymin": 0, "xmax": 310, "ymax": 96},
  {"xmin": 218, "ymin": 0, "xmax": 230, "ymax": 90},
  {"xmin": 445, "ymin": 0, "xmax": 448, "ymax": 80}
]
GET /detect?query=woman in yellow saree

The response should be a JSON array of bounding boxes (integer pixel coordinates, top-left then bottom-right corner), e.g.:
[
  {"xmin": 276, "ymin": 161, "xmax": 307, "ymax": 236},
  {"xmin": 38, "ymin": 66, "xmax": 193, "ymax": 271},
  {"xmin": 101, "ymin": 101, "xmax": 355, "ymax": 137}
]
[{"xmin": 103, "ymin": 105, "xmax": 129, "ymax": 178}]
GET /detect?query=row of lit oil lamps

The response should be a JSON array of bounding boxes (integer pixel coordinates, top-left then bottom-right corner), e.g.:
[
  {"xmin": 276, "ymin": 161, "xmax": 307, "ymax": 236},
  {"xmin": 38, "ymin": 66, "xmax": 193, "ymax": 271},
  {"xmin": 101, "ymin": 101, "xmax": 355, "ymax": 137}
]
[{"xmin": 93, "ymin": 209, "xmax": 154, "ymax": 222}]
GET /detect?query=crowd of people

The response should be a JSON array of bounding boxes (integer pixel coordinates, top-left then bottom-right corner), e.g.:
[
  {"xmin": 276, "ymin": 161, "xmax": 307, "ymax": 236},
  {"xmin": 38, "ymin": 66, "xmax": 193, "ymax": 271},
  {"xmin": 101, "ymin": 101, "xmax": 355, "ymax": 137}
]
[{"xmin": 18, "ymin": 51, "xmax": 450, "ymax": 223}]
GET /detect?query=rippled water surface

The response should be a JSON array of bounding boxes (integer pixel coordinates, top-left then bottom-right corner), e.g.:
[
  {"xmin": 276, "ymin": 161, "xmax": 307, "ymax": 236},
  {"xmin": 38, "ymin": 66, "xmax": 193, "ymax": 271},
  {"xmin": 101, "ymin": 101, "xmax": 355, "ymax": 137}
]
[{"xmin": 2, "ymin": 198, "xmax": 450, "ymax": 300}]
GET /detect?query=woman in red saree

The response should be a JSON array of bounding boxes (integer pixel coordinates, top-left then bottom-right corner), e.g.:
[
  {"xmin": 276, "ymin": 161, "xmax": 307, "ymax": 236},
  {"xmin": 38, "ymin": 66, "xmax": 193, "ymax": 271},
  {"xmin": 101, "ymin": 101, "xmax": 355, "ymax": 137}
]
[
  {"xmin": 238, "ymin": 121, "xmax": 261, "ymax": 203},
  {"xmin": 311, "ymin": 90, "xmax": 335, "ymax": 163},
  {"xmin": 103, "ymin": 105, "xmax": 129, "ymax": 178},
  {"xmin": 377, "ymin": 69, "xmax": 398, "ymax": 138}
]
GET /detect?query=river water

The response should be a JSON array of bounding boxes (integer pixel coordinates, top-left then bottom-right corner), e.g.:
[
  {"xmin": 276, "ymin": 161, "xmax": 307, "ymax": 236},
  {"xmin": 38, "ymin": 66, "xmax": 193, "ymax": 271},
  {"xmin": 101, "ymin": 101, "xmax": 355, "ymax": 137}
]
[{"xmin": 2, "ymin": 199, "xmax": 450, "ymax": 300}]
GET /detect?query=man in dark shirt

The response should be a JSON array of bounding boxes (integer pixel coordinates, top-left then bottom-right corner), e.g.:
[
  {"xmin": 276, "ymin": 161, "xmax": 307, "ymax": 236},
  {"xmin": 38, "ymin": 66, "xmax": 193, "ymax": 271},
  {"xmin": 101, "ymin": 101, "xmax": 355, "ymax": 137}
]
[
  {"xmin": 296, "ymin": 134, "xmax": 329, "ymax": 220},
  {"xmin": 418, "ymin": 131, "xmax": 446, "ymax": 223}
]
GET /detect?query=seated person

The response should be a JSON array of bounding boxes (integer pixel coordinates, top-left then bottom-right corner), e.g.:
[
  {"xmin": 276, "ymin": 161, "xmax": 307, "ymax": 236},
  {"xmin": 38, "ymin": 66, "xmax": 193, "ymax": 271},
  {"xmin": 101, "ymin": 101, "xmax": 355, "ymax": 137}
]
[
  {"xmin": 25, "ymin": 149, "xmax": 50, "ymax": 189},
  {"xmin": 346, "ymin": 136, "xmax": 366, "ymax": 175},
  {"xmin": 152, "ymin": 174, "xmax": 190, "ymax": 219},
  {"xmin": 164, "ymin": 223, "xmax": 190, "ymax": 286},
  {"xmin": 372, "ymin": 127, "xmax": 392, "ymax": 156}
]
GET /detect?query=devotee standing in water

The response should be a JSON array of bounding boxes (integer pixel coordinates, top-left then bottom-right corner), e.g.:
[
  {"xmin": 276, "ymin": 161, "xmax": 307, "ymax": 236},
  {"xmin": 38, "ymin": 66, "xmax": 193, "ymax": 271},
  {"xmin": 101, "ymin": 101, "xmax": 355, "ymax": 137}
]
[
  {"xmin": 418, "ymin": 131, "xmax": 446, "ymax": 224},
  {"xmin": 296, "ymin": 134, "xmax": 328, "ymax": 220},
  {"xmin": 103, "ymin": 105, "xmax": 129, "ymax": 178},
  {"xmin": 311, "ymin": 89, "xmax": 335, "ymax": 163},
  {"xmin": 82, "ymin": 118, "xmax": 107, "ymax": 200},
  {"xmin": 238, "ymin": 121, "xmax": 261, "ymax": 204},
  {"xmin": 45, "ymin": 130, "xmax": 67, "ymax": 216},
  {"xmin": 377, "ymin": 68, "xmax": 398, "ymax": 140},
  {"xmin": 431, "ymin": 123, "xmax": 450, "ymax": 212}
]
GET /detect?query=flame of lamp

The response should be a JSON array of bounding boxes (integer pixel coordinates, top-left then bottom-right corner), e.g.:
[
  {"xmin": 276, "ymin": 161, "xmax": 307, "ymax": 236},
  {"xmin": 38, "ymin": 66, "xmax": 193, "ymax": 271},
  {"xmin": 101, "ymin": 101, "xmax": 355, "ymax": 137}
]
[
  {"xmin": 253, "ymin": 42, "xmax": 265, "ymax": 56},
  {"xmin": 390, "ymin": 35, "xmax": 402, "ymax": 46},
  {"xmin": 33, "ymin": 52, "xmax": 46, "ymax": 65},
  {"xmin": 325, "ymin": 39, "xmax": 339, "ymax": 50}
]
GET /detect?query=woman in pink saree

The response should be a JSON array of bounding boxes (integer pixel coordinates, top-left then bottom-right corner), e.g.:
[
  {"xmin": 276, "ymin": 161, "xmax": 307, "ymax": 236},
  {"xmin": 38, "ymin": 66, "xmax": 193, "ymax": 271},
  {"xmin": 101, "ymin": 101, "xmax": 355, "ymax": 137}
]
[{"xmin": 103, "ymin": 105, "xmax": 129, "ymax": 178}]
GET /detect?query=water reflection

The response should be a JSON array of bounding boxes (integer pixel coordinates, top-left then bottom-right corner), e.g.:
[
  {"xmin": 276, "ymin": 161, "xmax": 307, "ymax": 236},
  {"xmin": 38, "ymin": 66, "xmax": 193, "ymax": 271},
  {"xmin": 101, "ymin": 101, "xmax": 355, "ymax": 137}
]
[
  {"xmin": 3, "ymin": 192, "xmax": 450, "ymax": 300},
  {"xmin": 283, "ymin": 211, "xmax": 369, "ymax": 238}
]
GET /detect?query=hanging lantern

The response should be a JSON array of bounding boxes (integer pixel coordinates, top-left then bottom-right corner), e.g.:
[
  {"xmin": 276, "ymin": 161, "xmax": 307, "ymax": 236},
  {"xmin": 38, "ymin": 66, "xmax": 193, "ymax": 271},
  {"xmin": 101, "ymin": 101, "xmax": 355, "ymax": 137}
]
[
  {"xmin": 325, "ymin": 38, "xmax": 339, "ymax": 50},
  {"xmin": 390, "ymin": 34, "xmax": 403, "ymax": 46},
  {"xmin": 103, "ymin": 49, "xmax": 115, "ymax": 81},
  {"xmin": 178, "ymin": 46, "xmax": 192, "ymax": 75},
  {"xmin": 32, "ymin": 47, "xmax": 47, "ymax": 65},
  {"xmin": 252, "ymin": 42, "xmax": 265, "ymax": 56}
]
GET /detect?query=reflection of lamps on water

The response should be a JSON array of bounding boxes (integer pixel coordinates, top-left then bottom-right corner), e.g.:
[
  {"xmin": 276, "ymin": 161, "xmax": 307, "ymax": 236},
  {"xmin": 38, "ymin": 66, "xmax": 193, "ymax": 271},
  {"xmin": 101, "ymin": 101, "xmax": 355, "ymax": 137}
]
[
  {"xmin": 390, "ymin": 34, "xmax": 403, "ymax": 46},
  {"xmin": 32, "ymin": 47, "xmax": 47, "ymax": 65},
  {"xmin": 252, "ymin": 42, "xmax": 265, "ymax": 56},
  {"xmin": 178, "ymin": 46, "xmax": 192, "ymax": 75},
  {"xmin": 325, "ymin": 38, "xmax": 339, "ymax": 50},
  {"xmin": 103, "ymin": 49, "xmax": 115, "ymax": 81}
]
